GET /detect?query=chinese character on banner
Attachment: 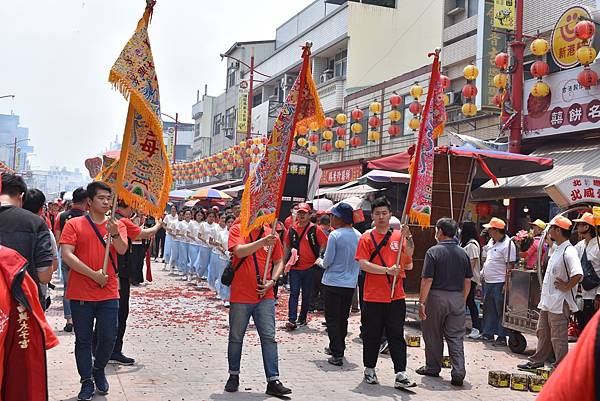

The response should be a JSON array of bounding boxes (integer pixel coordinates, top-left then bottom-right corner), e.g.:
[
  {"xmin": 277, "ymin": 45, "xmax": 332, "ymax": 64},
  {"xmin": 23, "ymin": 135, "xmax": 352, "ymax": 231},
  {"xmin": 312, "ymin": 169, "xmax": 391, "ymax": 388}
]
[
  {"xmin": 571, "ymin": 189, "xmax": 583, "ymax": 201},
  {"xmin": 568, "ymin": 103, "xmax": 583, "ymax": 126},
  {"xmin": 587, "ymin": 99, "xmax": 600, "ymax": 123},
  {"xmin": 298, "ymin": 165, "xmax": 307, "ymax": 176},
  {"xmin": 289, "ymin": 164, "xmax": 298, "ymax": 175},
  {"xmin": 573, "ymin": 179, "xmax": 582, "ymax": 186},
  {"xmin": 584, "ymin": 188, "xmax": 595, "ymax": 198},
  {"xmin": 550, "ymin": 107, "xmax": 564, "ymax": 129}
]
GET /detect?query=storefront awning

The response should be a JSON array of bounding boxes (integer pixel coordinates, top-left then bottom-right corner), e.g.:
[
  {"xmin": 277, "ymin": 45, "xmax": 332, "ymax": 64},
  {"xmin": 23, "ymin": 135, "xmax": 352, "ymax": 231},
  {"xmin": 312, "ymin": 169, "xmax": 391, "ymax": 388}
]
[
  {"xmin": 325, "ymin": 184, "xmax": 383, "ymax": 202},
  {"xmin": 471, "ymin": 143, "xmax": 600, "ymax": 201},
  {"xmin": 315, "ymin": 185, "xmax": 342, "ymax": 197}
]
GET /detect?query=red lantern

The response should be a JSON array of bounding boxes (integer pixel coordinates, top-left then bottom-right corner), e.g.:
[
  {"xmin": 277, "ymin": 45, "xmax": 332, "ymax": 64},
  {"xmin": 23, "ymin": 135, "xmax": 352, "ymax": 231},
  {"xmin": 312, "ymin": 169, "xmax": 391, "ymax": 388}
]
[
  {"xmin": 336, "ymin": 127, "xmax": 347, "ymax": 138},
  {"xmin": 368, "ymin": 116, "xmax": 381, "ymax": 128},
  {"xmin": 388, "ymin": 125, "xmax": 400, "ymax": 137},
  {"xmin": 234, "ymin": 145, "xmax": 240, "ymax": 152},
  {"xmin": 475, "ymin": 203, "xmax": 492, "ymax": 217},
  {"xmin": 322, "ymin": 142, "xmax": 333, "ymax": 152},
  {"xmin": 389, "ymin": 94, "xmax": 402, "ymax": 107},
  {"xmin": 350, "ymin": 136, "xmax": 362, "ymax": 147},
  {"xmin": 530, "ymin": 60, "xmax": 549, "ymax": 78},
  {"xmin": 494, "ymin": 52, "xmax": 510, "ymax": 69},
  {"xmin": 462, "ymin": 84, "xmax": 478, "ymax": 98},
  {"xmin": 492, "ymin": 92, "xmax": 503, "ymax": 107},
  {"xmin": 575, "ymin": 20, "xmax": 595, "ymax": 41},
  {"xmin": 309, "ymin": 133, "xmax": 319, "ymax": 143},
  {"xmin": 351, "ymin": 108, "xmax": 364, "ymax": 121},
  {"xmin": 578, "ymin": 68, "xmax": 598, "ymax": 89},
  {"xmin": 252, "ymin": 147, "xmax": 260, "ymax": 155},
  {"xmin": 439, "ymin": 74, "xmax": 451, "ymax": 90},
  {"xmin": 324, "ymin": 116, "xmax": 335, "ymax": 128},
  {"xmin": 408, "ymin": 101, "xmax": 422, "ymax": 115}
]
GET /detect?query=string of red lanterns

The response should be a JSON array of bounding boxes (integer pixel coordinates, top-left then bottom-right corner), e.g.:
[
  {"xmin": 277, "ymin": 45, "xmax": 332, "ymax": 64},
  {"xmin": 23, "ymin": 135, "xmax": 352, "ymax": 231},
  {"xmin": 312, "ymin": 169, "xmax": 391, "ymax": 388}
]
[
  {"xmin": 575, "ymin": 19, "xmax": 598, "ymax": 89},
  {"xmin": 462, "ymin": 64, "xmax": 478, "ymax": 117}
]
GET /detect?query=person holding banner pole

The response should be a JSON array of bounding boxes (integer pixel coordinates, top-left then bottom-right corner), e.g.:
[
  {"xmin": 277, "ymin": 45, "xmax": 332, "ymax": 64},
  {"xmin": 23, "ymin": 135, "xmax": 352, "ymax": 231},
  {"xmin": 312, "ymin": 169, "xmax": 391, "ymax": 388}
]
[{"xmin": 355, "ymin": 196, "xmax": 416, "ymax": 389}]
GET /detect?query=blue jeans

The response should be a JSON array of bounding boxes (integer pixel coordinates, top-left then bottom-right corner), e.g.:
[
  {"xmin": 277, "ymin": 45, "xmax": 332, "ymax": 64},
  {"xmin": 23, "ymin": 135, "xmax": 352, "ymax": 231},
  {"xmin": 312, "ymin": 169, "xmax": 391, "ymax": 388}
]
[
  {"xmin": 228, "ymin": 299, "xmax": 279, "ymax": 381},
  {"xmin": 163, "ymin": 234, "xmax": 173, "ymax": 262},
  {"xmin": 62, "ymin": 263, "xmax": 71, "ymax": 319},
  {"xmin": 482, "ymin": 282, "xmax": 508, "ymax": 338},
  {"xmin": 188, "ymin": 244, "xmax": 201, "ymax": 274},
  {"xmin": 288, "ymin": 267, "xmax": 316, "ymax": 323},
  {"xmin": 178, "ymin": 242, "xmax": 190, "ymax": 273},
  {"xmin": 70, "ymin": 299, "xmax": 119, "ymax": 380},
  {"xmin": 195, "ymin": 245, "xmax": 212, "ymax": 277}
]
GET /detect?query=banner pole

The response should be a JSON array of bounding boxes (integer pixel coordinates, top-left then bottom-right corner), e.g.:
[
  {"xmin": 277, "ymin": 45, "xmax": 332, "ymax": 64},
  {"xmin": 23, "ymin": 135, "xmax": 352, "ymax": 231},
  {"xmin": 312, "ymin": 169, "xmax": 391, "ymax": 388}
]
[
  {"xmin": 262, "ymin": 219, "xmax": 279, "ymax": 285},
  {"xmin": 102, "ymin": 195, "xmax": 119, "ymax": 275}
]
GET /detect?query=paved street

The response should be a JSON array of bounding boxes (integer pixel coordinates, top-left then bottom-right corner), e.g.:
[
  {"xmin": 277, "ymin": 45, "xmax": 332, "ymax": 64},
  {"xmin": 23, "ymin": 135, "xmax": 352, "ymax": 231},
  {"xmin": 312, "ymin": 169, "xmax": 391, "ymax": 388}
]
[{"xmin": 47, "ymin": 264, "xmax": 539, "ymax": 401}]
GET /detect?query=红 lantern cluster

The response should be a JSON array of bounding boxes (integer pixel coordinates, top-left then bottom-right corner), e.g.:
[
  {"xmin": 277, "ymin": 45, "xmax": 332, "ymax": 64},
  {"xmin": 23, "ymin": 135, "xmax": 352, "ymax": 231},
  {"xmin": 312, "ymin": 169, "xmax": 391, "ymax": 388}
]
[
  {"xmin": 575, "ymin": 19, "xmax": 598, "ymax": 89},
  {"xmin": 368, "ymin": 101, "xmax": 382, "ymax": 142},
  {"xmin": 492, "ymin": 51, "xmax": 510, "ymax": 108},
  {"xmin": 529, "ymin": 38, "xmax": 551, "ymax": 97},
  {"xmin": 387, "ymin": 93, "xmax": 402, "ymax": 137},
  {"xmin": 462, "ymin": 64, "xmax": 478, "ymax": 117},
  {"xmin": 408, "ymin": 82, "xmax": 422, "ymax": 131}
]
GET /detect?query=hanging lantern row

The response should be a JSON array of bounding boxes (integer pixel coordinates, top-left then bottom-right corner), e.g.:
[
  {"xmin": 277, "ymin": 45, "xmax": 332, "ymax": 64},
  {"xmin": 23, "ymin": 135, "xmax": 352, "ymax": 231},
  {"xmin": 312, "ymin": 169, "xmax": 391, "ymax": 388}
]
[
  {"xmin": 388, "ymin": 93, "xmax": 402, "ymax": 137},
  {"xmin": 368, "ymin": 100, "xmax": 381, "ymax": 142},
  {"xmin": 172, "ymin": 140, "xmax": 267, "ymax": 181},
  {"xmin": 408, "ymin": 82, "xmax": 422, "ymax": 132},
  {"xmin": 575, "ymin": 19, "xmax": 598, "ymax": 89},
  {"xmin": 491, "ymin": 51, "xmax": 509, "ymax": 108},
  {"xmin": 528, "ymin": 38, "xmax": 551, "ymax": 97},
  {"xmin": 462, "ymin": 64, "xmax": 478, "ymax": 117}
]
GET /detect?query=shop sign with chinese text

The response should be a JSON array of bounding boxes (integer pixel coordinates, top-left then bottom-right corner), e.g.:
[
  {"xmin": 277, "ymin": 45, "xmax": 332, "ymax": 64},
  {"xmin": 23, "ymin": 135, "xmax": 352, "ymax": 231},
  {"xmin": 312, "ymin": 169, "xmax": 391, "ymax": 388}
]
[
  {"xmin": 551, "ymin": 6, "xmax": 594, "ymax": 69},
  {"xmin": 545, "ymin": 175, "xmax": 600, "ymax": 208},
  {"xmin": 236, "ymin": 81, "xmax": 249, "ymax": 133},
  {"xmin": 319, "ymin": 164, "xmax": 362, "ymax": 186},
  {"xmin": 523, "ymin": 62, "xmax": 600, "ymax": 139}
]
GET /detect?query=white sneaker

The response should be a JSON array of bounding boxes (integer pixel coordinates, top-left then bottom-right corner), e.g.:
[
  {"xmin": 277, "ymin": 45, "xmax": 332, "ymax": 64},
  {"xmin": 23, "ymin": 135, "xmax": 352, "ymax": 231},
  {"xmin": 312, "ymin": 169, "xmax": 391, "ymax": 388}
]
[
  {"xmin": 395, "ymin": 371, "xmax": 416, "ymax": 389},
  {"xmin": 364, "ymin": 368, "xmax": 379, "ymax": 384},
  {"xmin": 467, "ymin": 328, "xmax": 481, "ymax": 339},
  {"xmin": 224, "ymin": 301, "xmax": 230, "ymax": 308}
]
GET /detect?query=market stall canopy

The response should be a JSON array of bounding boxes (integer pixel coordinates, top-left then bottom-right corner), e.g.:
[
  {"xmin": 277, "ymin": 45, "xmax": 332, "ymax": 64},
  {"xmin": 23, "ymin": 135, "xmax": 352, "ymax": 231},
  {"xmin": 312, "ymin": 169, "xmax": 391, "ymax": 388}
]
[
  {"xmin": 368, "ymin": 145, "xmax": 553, "ymax": 181},
  {"xmin": 189, "ymin": 188, "xmax": 232, "ymax": 201},
  {"xmin": 315, "ymin": 185, "xmax": 342, "ymax": 197},
  {"xmin": 471, "ymin": 143, "xmax": 598, "ymax": 201},
  {"xmin": 326, "ymin": 184, "xmax": 383, "ymax": 202},
  {"xmin": 359, "ymin": 169, "xmax": 410, "ymax": 184},
  {"xmin": 169, "ymin": 189, "xmax": 194, "ymax": 201}
]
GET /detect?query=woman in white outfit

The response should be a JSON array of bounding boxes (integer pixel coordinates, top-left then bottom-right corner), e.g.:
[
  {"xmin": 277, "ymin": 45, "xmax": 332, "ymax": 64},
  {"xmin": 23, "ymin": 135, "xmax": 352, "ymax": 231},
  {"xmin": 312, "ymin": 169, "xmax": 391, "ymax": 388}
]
[
  {"xmin": 176, "ymin": 209, "xmax": 193, "ymax": 275},
  {"xmin": 168, "ymin": 211, "xmax": 183, "ymax": 273},
  {"xmin": 214, "ymin": 214, "xmax": 235, "ymax": 306},
  {"xmin": 186, "ymin": 210, "xmax": 204, "ymax": 282},
  {"xmin": 162, "ymin": 205, "xmax": 178, "ymax": 269},
  {"xmin": 194, "ymin": 211, "xmax": 215, "ymax": 287},
  {"xmin": 208, "ymin": 213, "xmax": 227, "ymax": 291}
]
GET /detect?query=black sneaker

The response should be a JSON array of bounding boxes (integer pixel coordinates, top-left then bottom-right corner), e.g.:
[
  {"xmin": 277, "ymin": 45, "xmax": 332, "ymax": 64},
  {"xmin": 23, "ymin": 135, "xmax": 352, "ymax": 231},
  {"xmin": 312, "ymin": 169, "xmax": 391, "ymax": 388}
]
[
  {"xmin": 480, "ymin": 334, "xmax": 495, "ymax": 342},
  {"xmin": 451, "ymin": 378, "xmax": 464, "ymax": 387},
  {"xmin": 285, "ymin": 321, "xmax": 297, "ymax": 331},
  {"xmin": 109, "ymin": 352, "xmax": 135, "ymax": 366},
  {"xmin": 266, "ymin": 380, "xmax": 292, "ymax": 396},
  {"xmin": 64, "ymin": 323, "xmax": 73, "ymax": 333},
  {"xmin": 493, "ymin": 337, "xmax": 508, "ymax": 347},
  {"xmin": 224, "ymin": 374, "xmax": 239, "ymax": 393},
  {"xmin": 324, "ymin": 346, "xmax": 332, "ymax": 355},
  {"xmin": 517, "ymin": 361, "xmax": 544, "ymax": 370},
  {"xmin": 77, "ymin": 379, "xmax": 94, "ymax": 401},
  {"xmin": 92, "ymin": 367, "xmax": 109, "ymax": 395},
  {"xmin": 415, "ymin": 366, "xmax": 440, "ymax": 377},
  {"xmin": 297, "ymin": 320, "xmax": 307, "ymax": 327},
  {"xmin": 328, "ymin": 356, "xmax": 343, "ymax": 366}
]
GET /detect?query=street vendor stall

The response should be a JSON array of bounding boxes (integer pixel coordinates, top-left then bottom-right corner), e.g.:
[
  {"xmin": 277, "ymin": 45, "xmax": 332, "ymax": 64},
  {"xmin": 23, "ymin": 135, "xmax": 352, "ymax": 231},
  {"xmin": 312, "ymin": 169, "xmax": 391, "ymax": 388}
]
[
  {"xmin": 368, "ymin": 145, "xmax": 553, "ymax": 301},
  {"xmin": 502, "ymin": 175, "xmax": 600, "ymax": 353}
]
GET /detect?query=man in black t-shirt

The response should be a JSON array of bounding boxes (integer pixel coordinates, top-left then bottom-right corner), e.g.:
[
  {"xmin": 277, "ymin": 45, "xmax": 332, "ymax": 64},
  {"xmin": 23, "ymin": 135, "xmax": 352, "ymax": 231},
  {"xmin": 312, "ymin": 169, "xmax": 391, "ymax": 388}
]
[
  {"xmin": 417, "ymin": 217, "xmax": 472, "ymax": 387},
  {"xmin": 0, "ymin": 173, "xmax": 54, "ymax": 306},
  {"xmin": 54, "ymin": 187, "xmax": 88, "ymax": 332}
]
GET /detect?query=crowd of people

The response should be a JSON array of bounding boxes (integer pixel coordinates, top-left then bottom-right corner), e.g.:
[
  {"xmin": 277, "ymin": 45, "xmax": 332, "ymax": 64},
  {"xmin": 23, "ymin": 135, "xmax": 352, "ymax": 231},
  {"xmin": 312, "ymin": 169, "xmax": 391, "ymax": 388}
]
[{"xmin": 2, "ymin": 170, "xmax": 600, "ymax": 400}]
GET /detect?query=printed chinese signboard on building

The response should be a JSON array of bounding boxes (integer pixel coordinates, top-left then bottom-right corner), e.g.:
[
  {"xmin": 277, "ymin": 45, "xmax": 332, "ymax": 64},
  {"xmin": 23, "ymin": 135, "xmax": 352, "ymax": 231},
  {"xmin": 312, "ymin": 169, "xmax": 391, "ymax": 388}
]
[
  {"xmin": 476, "ymin": 0, "xmax": 507, "ymax": 108},
  {"xmin": 523, "ymin": 62, "xmax": 600, "ymax": 138},
  {"xmin": 545, "ymin": 175, "xmax": 600, "ymax": 208},
  {"xmin": 551, "ymin": 6, "xmax": 593, "ymax": 69},
  {"xmin": 319, "ymin": 164, "xmax": 363, "ymax": 186},
  {"xmin": 236, "ymin": 81, "xmax": 249, "ymax": 133},
  {"xmin": 493, "ymin": 0, "xmax": 515, "ymax": 31}
]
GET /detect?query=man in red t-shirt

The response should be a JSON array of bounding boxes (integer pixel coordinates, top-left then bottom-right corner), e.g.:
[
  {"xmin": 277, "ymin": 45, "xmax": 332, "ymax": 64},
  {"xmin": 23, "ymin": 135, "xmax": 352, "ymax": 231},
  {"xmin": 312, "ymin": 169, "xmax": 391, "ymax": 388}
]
[
  {"xmin": 224, "ymin": 220, "xmax": 291, "ymax": 397},
  {"xmin": 60, "ymin": 182, "xmax": 128, "ymax": 401},
  {"xmin": 283, "ymin": 203, "xmax": 328, "ymax": 330},
  {"xmin": 109, "ymin": 200, "xmax": 162, "ymax": 366},
  {"xmin": 355, "ymin": 196, "xmax": 416, "ymax": 389}
]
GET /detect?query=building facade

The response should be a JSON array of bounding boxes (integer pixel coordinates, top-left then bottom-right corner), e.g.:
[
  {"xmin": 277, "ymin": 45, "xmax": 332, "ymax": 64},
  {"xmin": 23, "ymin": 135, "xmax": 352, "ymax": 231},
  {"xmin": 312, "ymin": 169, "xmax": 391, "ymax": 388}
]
[
  {"xmin": 26, "ymin": 166, "xmax": 88, "ymax": 199},
  {"xmin": 0, "ymin": 113, "xmax": 33, "ymax": 172},
  {"xmin": 163, "ymin": 120, "xmax": 194, "ymax": 163}
]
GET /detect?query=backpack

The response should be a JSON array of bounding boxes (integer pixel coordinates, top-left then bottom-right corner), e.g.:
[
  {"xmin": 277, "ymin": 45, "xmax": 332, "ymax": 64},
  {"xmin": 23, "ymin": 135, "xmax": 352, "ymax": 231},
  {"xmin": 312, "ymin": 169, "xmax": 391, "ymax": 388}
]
[{"xmin": 288, "ymin": 224, "xmax": 321, "ymax": 263}]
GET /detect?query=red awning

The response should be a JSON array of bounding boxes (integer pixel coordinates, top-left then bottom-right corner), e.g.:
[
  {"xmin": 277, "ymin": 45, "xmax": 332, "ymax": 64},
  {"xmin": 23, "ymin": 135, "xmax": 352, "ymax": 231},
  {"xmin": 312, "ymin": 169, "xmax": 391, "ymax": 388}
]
[{"xmin": 367, "ymin": 145, "xmax": 554, "ymax": 180}]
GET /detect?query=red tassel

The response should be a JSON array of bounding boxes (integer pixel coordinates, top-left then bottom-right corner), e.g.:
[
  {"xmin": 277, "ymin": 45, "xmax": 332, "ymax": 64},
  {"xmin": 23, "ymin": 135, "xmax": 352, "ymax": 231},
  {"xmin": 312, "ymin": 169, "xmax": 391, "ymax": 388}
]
[
  {"xmin": 145, "ymin": 249, "xmax": 153, "ymax": 282},
  {"xmin": 476, "ymin": 156, "xmax": 499, "ymax": 185}
]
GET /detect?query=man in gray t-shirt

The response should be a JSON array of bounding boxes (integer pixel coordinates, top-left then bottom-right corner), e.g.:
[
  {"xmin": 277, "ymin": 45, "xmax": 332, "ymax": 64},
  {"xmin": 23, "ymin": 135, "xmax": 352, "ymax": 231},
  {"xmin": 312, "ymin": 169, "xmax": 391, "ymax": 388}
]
[{"xmin": 417, "ymin": 218, "xmax": 472, "ymax": 387}]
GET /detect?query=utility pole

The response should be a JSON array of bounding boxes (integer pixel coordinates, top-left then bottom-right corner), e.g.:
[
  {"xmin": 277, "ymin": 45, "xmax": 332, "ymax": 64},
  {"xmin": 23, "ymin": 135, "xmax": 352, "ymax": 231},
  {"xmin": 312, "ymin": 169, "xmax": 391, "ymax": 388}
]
[
  {"xmin": 174, "ymin": 112, "xmax": 179, "ymax": 165},
  {"xmin": 12, "ymin": 137, "xmax": 17, "ymax": 170},
  {"xmin": 247, "ymin": 48, "xmax": 255, "ymax": 146},
  {"xmin": 507, "ymin": 0, "xmax": 525, "ymax": 231}
]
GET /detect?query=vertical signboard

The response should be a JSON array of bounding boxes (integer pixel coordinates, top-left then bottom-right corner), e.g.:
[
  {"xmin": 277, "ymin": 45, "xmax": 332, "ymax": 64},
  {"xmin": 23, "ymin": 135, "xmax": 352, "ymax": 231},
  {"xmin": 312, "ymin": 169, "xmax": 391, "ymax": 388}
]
[
  {"xmin": 476, "ymin": 0, "xmax": 508, "ymax": 109},
  {"xmin": 493, "ymin": 0, "xmax": 516, "ymax": 31},
  {"xmin": 236, "ymin": 80, "xmax": 249, "ymax": 133},
  {"xmin": 165, "ymin": 126, "xmax": 175, "ymax": 161}
]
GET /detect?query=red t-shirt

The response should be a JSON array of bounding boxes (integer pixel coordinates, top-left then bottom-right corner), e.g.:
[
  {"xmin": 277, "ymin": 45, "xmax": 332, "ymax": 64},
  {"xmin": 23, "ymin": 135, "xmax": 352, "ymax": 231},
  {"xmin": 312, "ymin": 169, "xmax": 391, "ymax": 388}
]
[
  {"xmin": 536, "ymin": 310, "xmax": 600, "ymax": 401},
  {"xmin": 59, "ymin": 216, "xmax": 127, "ymax": 301},
  {"xmin": 118, "ymin": 216, "xmax": 142, "ymax": 240},
  {"xmin": 355, "ymin": 229, "xmax": 412, "ymax": 303},
  {"xmin": 228, "ymin": 223, "xmax": 283, "ymax": 304},
  {"xmin": 284, "ymin": 223, "xmax": 328, "ymax": 270},
  {"xmin": 53, "ymin": 211, "xmax": 63, "ymax": 234},
  {"xmin": 284, "ymin": 215, "xmax": 294, "ymax": 229}
]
